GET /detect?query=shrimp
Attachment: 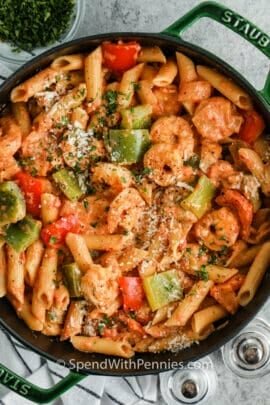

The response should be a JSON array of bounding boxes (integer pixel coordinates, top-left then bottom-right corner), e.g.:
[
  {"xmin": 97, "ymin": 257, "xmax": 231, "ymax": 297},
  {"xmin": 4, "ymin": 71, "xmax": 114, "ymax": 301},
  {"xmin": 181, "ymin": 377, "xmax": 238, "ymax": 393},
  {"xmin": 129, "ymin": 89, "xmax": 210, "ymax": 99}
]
[
  {"xmin": 152, "ymin": 85, "xmax": 181, "ymax": 117},
  {"xmin": 216, "ymin": 189, "xmax": 253, "ymax": 240},
  {"xmin": 107, "ymin": 188, "xmax": 145, "ymax": 233},
  {"xmin": 143, "ymin": 143, "xmax": 192, "ymax": 187},
  {"xmin": 194, "ymin": 207, "xmax": 240, "ymax": 251},
  {"xmin": 0, "ymin": 116, "xmax": 22, "ymax": 157},
  {"xmin": 208, "ymin": 160, "xmax": 242, "ymax": 189},
  {"xmin": 192, "ymin": 97, "xmax": 243, "ymax": 141},
  {"xmin": 81, "ymin": 263, "xmax": 121, "ymax": 316},
  {"xmin": 179, "ymin": 243, "xmax": 209, "ymax": 273},
  {"xmin": 150, "ymin": 116, "xmax": 194, "ymax": 159},
  {"xmin": 92, "ymin": 163, "xmax": 133, "ymax": 193},
  {"xmin": 200, "ymin": 141, "xmax": 222, "ymax": 173}
]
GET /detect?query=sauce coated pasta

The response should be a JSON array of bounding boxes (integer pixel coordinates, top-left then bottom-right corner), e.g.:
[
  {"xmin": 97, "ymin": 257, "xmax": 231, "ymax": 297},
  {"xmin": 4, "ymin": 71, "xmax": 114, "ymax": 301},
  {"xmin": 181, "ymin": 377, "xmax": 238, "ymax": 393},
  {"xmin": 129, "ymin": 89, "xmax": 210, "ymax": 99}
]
[{"xmin": 1, "ymin": 41, "xmax": 269, "ymax": 357}]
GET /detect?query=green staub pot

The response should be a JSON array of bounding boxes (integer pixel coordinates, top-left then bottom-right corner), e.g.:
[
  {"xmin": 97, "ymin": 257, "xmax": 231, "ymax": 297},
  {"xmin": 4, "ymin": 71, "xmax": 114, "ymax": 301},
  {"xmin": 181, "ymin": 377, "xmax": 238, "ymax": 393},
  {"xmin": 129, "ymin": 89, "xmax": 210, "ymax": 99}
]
[{"xmin": 0, "ymin": 2, "xmax": 269, "ymax": 403}]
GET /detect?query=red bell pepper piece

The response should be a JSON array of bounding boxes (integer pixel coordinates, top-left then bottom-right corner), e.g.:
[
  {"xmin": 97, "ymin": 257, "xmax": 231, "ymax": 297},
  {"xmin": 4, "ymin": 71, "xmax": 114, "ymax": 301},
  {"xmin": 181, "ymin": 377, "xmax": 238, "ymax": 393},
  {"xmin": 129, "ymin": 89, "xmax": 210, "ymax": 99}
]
[
  {"xmin": 239, "ymin": 110, "xmax": 265, "ymax": 144},
  {"xmin": 15, "ymin": 171, "xmax": 43, "ymax": 217},
  {"xmin": 41, "ymin": 215, "xmax": 81, "ymax": 248},
  {"xmin": 119, "ymin": 276, "xmax": 145, "ymax": 311},
  {"xmin": 102, "ymin": 41, "xmax": 141, "ymax": 72}
]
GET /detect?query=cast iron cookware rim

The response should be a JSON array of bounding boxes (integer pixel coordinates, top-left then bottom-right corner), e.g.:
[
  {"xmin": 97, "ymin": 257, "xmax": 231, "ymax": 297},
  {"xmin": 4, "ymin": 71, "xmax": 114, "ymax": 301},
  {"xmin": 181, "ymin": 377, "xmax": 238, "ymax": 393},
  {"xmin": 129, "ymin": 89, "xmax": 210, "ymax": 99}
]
[{"xmin": 0, "ymin": 32, "xmax": 269, "ymax": 376}]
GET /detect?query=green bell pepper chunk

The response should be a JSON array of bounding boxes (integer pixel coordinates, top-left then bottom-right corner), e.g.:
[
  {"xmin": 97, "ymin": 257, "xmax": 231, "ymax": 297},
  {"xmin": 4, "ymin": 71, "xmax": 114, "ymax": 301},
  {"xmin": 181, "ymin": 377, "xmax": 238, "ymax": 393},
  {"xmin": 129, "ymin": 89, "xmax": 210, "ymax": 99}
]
[
  {"xmin": 63, "ymin": 262, "xmax": 82, "ymax": 297},
  {"xmin": 142, "ymin": 269, "xmax": 182, "ymax": 311},
  {"xmin": 120, "ymin": 105, "xmax": 152, "ymax": 129},
  {"xmin": 0, "ymin": 181, "xmax": 26, "ymax": 226},
  {"xmin": 181, "ymin": 175, "xmax": 216, "ymax": 219},
  {"xmin": 5, "ymin": 215, "xmax": 41, "ymax": 252},
  {"xmin": 53, "ymin": 169, "xmax": 83, "ymax": 201},
  {"xmin": 107, "ymin": 129, "xmax": 150, "ymax": 164}
]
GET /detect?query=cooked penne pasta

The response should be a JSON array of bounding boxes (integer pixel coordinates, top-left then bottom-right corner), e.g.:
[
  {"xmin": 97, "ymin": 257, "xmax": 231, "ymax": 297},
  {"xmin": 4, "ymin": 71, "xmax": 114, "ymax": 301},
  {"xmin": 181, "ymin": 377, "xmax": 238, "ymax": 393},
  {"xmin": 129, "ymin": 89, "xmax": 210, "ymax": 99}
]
[
  {"xmin": 41, "ymin": 193, "xmax": 61, "ymax": 224},
  {"xmin": 17, "ymin": 295, "xmax": 43, "ymax": 331},
  {"xmin": 238, "ymin": 241, "xmax": 270, "ymax": 306},
  {"xmin": 11, "ymin": 67, "xmax": 61, "ymax": 102},
  {"xmin": 42, "ymin": 322, "xmax": 62, "ymax": 336},
  {"xmin": 138, "ymin": 46, "xmax": 166, "ymax": 63},
  {"xmin": 118, "ymin": 63, "xmax": 144, "ymax": 108},
  {"xmin": 32, "ymin": 248, "xmax": 57, "ymax": 322},
  {"xmin": 165, "ymin": 280, "xmax": 214, "ymax": 327},
  {"xmin": 0, "ymin": 244, "xmax": 7, "ymax": 297},
  {"xmin": 227, "ymin": 244, "xmax": 262, "ymax": 268},
  {"xmin": 176, "ymin": 51, "xmax": 198, "ymax": 83},
  {"xmin": 6, "ymin": 246, "xmax": 25, "ymax": 311},
  {"xmin": 66, "ymin": 233, "xmax": 93, "ymax": 272},
  {"xmin": 61, "ymin": 301, "xmax": 86, "ymax": 340},
  {"xmin": 191, "ymin": 304, "xmax": 228, "ymax": 335},
  {"xmin": 71, "ymin": 336, "xmax": 134, "ymax": 358},
  {"xmin": 53, "ymin": 284, "xmax": 70, "ymax": 311},
  {"xmin": 181, "ymin": 264, "xmax": 238, "ymax": 283},
  {"xmin": 151, "ymin": 303, "xmax": 178, "ymax": 326},
  {"xmin": 141, "ymin": 65, "xmax": 158, "ymax": 81},
  {"xmin": 25, "ymin": 240, "xmax": 45, "ymax": 287},
  {"xmin": 197, "ymin": 65, "xmax": 253, "ymax": 110},
  {"xmin": 51, "ymin": 54, "xmax": 85, "ymax": 71},
  {"xmin": 84, "ymin": 234, "xmax": 132, "ymax": 251},
  {"xmin": 137, "ymin": 80, "xmax": 158, "ymax": 106},
  {"xmin": 85, "ymin": 46, "xmax": 103, "ymax": 106},
  {"xmin": 153, "ymin": 59, "xmax": 178, "ymax": 87},
  {"xmin": 11, "ymin": 102, "xmax": 32, "ymax": 138}
]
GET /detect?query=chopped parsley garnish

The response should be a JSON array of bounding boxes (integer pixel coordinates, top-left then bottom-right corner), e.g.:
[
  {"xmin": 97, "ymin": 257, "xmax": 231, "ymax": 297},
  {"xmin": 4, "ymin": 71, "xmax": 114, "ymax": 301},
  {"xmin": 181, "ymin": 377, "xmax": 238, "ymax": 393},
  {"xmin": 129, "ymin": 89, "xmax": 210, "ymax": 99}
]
[
  {"xmin": 103, "ymin": 90, "xmax": 118, "ymax": 115},
  {"xmin": 184, "ymin": 154, "xmax": 200, "ymax": 169},
  {"xmin": 132, "ymin": 82, "xmax": 141, "ymax": 91},
  {"xmin": 83, "ymin": 200, "xmax": 89, "ymax": 210},
  {"xmin": 0, "ymin": 0, "xmax": 75, "ymax": 52},
  {"xmin": 132, "ymin": 167, "xmax": 153, "ymax": 182},
  {"xmin": 49, "ymin": 236, "xmax": 58, "ymax": 245},
  {"xmin": 196, "ymin": 265, "xmax": 209, "ymax": 281}
]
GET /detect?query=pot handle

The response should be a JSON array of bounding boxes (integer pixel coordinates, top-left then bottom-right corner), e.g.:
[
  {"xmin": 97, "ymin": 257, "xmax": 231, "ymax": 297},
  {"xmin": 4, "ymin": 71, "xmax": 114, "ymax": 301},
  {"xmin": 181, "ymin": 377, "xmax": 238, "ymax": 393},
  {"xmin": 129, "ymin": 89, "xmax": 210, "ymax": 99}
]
[
  {"xmin": 163, "ymin": 1, "xmax": 270, "ymax": 105},
  {"xmin": 0, "ymin": 362, "xmax": 84, "ymax": 403}
]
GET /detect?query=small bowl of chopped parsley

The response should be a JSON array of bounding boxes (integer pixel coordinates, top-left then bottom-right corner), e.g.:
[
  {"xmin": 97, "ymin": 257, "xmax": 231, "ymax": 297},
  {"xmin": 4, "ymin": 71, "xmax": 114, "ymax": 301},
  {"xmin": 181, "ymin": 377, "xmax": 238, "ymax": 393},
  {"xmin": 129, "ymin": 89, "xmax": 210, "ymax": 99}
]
[{"xmin": 0, "ymin": 0, "xmax": 85, "ymax": 65}]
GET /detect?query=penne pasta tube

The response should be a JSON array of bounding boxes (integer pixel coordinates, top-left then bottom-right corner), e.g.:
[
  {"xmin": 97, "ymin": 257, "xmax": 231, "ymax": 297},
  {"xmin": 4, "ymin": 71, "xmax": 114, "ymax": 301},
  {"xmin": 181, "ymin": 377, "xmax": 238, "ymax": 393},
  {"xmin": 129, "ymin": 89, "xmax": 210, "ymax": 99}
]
[
  {"xmin": 118, "ymin": 63, "xmax": 144, "ymax": 108},
  {"xmin": 137, "ymin": 80, "xmax": 158, "ymax": 106},
  {"xmin": 186, "ymin": 324, "xmax": 215, "ymax": 341},
  {"xmin": 66, "ymin": 233, "xmax": 93, "ymax": 272},
  {"xmin": 32, "ymin": 248, "xmax": 57, "ymax": 322},
  {"xmin": 141, "ymin": 65, "xmax": 158, "ymax": 81},
  {"xmin": 106, "ymin": 81, "xmax": 119, "ymax": 92},
  {"xmin": 181, "ymin": 264, "xmax": 238, "ymax": 283},
  {"xmin": 191, "ymin": 304, "xmax": 228, "ymax": 335},
  {"xmin": 61, "ymin": 301, "xmax": 85, "ymax": 340},
  {"xmin": 197, "ymin": 65, "xmax": 253, "ymax": 110},
  {"xmin": 55, "ymin": 71, "xmax": 84, "ymax": 93},
  {"xmin": 84, "ymin": 233, "xmax": 132, "ymax": 251},
  {"xmin": 51, "ymin": 54, "xmax": 85, "ymax": 71},
  {"xmin": 178, "ymin": 80, "xmax": 212, "ymax": 102},
  {"xmin": 17, "ymin": 295, "xmax": 43, "ymax": 331},
  {"xmin": 138, "ymin": 46, "xmax": 166, "ymax": 63},
  {"xmin": 151, "ymin": 303, "xmax": 179, "ymax": 326},
  {"xmin": 176, "ymin": 51, "xmax": 198, "ymax": 83},
  {"xmin": 11, "ymin": 67, "xmax": 61, "ymax": 102},
  {"xmin": 53, "ymin": 284, "xmax": 70, "ymax": 311},
  {"xmin": 11, "ymin": 102, "xmax": 31, "ymax": 138},
  {"xmin": 153, "ymin": 59, "xmax": 178, "ymax": 87},
  {"xmin": 25, "ymin": 240, "xmax": 45, "ymax": 287},
  {"xmin": 165, "ymin": 280, "xmax": 214, "ymax": 327},
  {"xmin": 238, "ymin": 241, "xmax": 270, "ymax": 306},
  {"xmin": 6, "ymin": 246, "xmax": 25, "ymax": 311},
  {"xmin": 85, "ymin": 46, "xmax": 103, "ymax": 105},
  {"xmin": 41, "ymin": 193, "xmax": 61, "ymax": 224},
  {"xmin": 228, "ymin": 244, "xmax": 262, "ymax": 268},
  {"xmin": 134, "ymin": 336, "xmax": 155, "ymax": 352},
  {"xmin": 71, "ymin": 336, "xmax": 134, "ymax": 358},
  {"xmin": 0, "ymin": 245, "xmax": 7, "ymax": 297}
]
